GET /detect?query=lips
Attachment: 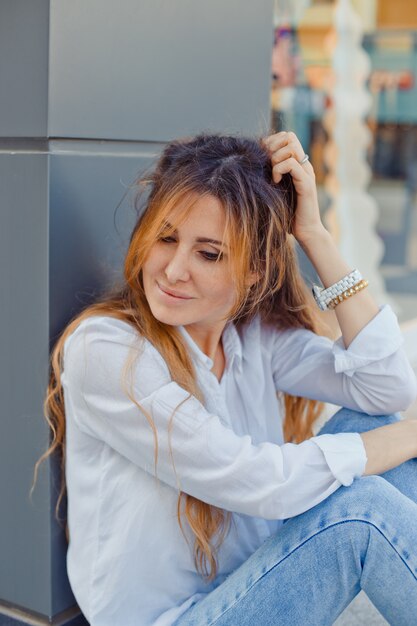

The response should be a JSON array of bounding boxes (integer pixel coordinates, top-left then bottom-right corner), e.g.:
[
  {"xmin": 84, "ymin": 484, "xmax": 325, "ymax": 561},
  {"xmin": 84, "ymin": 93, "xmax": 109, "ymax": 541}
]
[{"xmin": 157, "ymin": 282, "xmax": 193, "ymax": 299}]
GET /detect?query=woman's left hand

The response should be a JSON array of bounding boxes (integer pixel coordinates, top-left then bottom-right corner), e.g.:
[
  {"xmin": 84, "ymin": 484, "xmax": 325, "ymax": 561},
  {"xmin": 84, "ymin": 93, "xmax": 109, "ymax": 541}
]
[{"xmin": 262, "ymin": 131, "xmax": 325, "ymax": 244}]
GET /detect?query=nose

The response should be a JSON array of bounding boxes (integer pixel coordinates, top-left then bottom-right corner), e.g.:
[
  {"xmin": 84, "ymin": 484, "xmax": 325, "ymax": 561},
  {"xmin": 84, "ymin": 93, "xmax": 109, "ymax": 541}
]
[{"xmin": 164, "ymin": 247, "xmax": 191, "ymax": 284}]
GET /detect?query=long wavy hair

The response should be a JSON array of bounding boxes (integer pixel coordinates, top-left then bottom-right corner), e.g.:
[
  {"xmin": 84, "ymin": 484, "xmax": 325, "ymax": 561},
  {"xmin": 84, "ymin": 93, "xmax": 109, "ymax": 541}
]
[{"xmin": 33, "ymin": 132, "xmax": 329, "ymax": 583}]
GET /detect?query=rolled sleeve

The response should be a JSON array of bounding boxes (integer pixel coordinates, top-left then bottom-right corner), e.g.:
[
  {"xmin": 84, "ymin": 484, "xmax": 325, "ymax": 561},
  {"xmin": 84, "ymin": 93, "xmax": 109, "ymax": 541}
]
[
  {"xmin": 268, "ymin": 304, "xmax": 417, "ymax": 415},
  {"xmin": 311, "ymin": 432, "xmax": 367, "ymax": 486},
  {"xmin": 332, "ymin": 304, "xmax": 404, "ymax": 378}
]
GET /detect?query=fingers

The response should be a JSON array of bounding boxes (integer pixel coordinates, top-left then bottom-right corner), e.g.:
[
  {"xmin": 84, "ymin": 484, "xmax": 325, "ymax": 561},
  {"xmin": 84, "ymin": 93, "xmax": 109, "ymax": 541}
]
[
  {"xmin": 271, "ymin": 157, "xmax": 303, "ymax": 184},
  {"xmin": 263, "ymin": 130, "xmax": 302, "ymax": 155},
  {"xmin": 262, "ymin": 131, "xmax": 307, "ymax": 166},
  {"xmin": 270, "ymin": 144, "xmax": 302, "ymax": 166},
  {"xmin": 262, "ymin": 131, "xmax": 313, "ymax": 183}
]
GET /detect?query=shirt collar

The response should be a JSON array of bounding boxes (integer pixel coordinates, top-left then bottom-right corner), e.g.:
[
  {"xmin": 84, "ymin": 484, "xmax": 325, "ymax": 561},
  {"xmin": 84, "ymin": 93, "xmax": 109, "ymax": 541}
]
[
  {"xmin": 178, "ymin": 321, "xmax": 243, "ymax": 372},
  {"xmin": 222, "ymin": 321, "xmax": 243, "ymax": 371}
]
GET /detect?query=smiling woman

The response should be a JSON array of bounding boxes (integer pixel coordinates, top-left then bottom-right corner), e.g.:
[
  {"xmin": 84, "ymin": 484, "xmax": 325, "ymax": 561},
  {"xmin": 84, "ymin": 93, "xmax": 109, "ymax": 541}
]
[
  {"xmin": 142, "ymin": 194, "xmax": 248, "ymax": 362},
  {"xmin": 32, "ymin": 132, "xmax": 417, "ymax": 626}
]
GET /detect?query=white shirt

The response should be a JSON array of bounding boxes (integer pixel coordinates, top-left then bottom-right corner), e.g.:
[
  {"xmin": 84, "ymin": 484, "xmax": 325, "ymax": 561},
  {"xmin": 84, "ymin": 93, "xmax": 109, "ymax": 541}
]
[{"xmin": 61, "ymin": 304, "xmax": 417, "ymax": 626}]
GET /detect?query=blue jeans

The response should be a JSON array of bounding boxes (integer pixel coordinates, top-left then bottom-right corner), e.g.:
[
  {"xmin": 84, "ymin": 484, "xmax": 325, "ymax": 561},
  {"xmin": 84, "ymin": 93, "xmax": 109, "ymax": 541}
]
[{"xmin": 173, "ymin": 408, "xmax": 417, "ymax": 626}]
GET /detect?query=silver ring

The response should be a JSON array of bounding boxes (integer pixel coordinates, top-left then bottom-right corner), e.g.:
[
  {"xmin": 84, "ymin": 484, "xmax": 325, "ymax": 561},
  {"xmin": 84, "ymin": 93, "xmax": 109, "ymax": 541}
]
[{"xmin": 299, "ymin": 154, "xmax": 309, "ymax": 165}]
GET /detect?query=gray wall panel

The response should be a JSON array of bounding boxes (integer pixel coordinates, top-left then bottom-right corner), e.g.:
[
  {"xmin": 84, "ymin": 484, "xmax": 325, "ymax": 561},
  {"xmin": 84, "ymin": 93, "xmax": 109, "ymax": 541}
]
[
  {"xmin": 0, "ymin": 1, "xmax": 49, "ymax": 137},
  {"xmin": 0, "ymin": 153, "xmax": 52, "ymax": 614},
  {"xmin": 48, "ymin": 0, "xmax": 274, "ymax": 140},
  {"xmin": 49, "ymin": 149, "xmax": 157, "ymax": 340}
]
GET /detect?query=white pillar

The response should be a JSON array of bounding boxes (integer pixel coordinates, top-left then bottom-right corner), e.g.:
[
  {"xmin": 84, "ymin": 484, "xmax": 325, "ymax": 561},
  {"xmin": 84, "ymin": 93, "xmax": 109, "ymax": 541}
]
[{"xmin": 323, "ymin": 0, "xmax": 393, "ymax": 308}]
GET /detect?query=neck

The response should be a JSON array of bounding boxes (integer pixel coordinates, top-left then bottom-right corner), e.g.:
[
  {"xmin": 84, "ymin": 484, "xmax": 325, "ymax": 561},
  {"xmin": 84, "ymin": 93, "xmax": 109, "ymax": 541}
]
[{"xmin": 183, "ymin": 321, "xmax": 227, "ymax": 361}]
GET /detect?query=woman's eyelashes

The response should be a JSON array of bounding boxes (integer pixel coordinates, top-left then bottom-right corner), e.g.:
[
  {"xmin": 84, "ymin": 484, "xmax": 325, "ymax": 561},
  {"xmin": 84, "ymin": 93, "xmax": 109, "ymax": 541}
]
[{"xmin": 158, "ymin": 236, "xmax": 223, "ymax": 262}]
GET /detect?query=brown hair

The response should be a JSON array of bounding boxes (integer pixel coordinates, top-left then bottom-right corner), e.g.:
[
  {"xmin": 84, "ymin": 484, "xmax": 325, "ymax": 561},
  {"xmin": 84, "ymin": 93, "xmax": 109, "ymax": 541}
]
[{"xmin": 33, "ymin": 133, "xmax": 328, "ymax": 583}]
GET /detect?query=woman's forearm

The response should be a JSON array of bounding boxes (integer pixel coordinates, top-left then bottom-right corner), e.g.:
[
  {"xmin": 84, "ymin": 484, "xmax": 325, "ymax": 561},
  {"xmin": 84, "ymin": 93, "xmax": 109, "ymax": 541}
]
[
  {"xmin": 298, "ymin": 227, "xmax": 380, "ymax": 349},
  {"xmin": 360, "ymin": 418, "xmax": 417, "ymax": 476}
]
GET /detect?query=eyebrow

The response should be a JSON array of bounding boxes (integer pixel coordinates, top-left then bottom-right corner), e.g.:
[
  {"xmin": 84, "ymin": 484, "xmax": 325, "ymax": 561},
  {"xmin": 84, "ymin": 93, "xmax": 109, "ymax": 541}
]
[{"xmin": 162, "ymin": 221, "xmax": 229, "ymax": 248}]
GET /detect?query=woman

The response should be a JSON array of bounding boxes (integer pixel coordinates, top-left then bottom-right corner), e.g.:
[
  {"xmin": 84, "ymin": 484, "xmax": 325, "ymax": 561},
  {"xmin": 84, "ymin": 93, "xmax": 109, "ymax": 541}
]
[{"xmin": 34, "ymin": 131, "xmax": 417, "ymax": 626}]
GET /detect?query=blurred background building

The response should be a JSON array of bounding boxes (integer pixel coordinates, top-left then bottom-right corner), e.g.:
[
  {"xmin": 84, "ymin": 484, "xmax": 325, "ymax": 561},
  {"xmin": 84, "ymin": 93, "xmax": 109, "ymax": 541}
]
[
  {"xmin": 0, "ymin": 1, "xmax": 416, "ymax": 624},
  {"xmin": 271, "ymin": 0, "xmax": 417, "ymax": 330}
]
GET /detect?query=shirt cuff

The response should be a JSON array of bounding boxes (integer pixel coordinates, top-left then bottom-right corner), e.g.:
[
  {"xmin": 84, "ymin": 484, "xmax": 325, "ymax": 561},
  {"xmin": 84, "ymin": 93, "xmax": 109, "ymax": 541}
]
[
  {"xmin": 310, "ymin": 432, "xmax": 367, "ymax": 486},
  {"xmin": 332, "ymin": 304, "xmax": 403, "ymax": 378}
]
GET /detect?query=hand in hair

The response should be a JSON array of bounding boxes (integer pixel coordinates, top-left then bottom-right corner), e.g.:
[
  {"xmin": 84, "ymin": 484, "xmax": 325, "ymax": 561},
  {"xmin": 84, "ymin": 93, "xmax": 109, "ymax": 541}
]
[
  {"xmin": 263, "ymin": 131, "xmax": 381, "ymax": 349},
  {"xmin": 262, "ymin": 131, "xmax": 325, "ymax": 245}
]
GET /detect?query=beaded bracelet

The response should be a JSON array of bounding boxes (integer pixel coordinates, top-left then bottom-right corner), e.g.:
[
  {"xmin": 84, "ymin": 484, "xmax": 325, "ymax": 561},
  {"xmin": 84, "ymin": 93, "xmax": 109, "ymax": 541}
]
[{"xmin": 327, "ymin": 279, "xmax": 369, "ymax": 310}]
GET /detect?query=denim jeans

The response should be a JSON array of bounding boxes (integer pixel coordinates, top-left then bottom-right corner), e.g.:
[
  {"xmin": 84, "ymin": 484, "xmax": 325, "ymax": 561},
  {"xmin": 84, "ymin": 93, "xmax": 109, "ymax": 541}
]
[{"xmin": 173, "ymin": 408, "xmax": 417, "ymax": 626}]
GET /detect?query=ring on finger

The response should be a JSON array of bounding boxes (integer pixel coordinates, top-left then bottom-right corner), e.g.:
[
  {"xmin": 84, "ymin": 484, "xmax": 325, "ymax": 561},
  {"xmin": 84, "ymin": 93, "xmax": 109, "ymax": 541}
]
[{"xmin": 299, "ymin": 154, "xmax": 309, "ymax": 165}]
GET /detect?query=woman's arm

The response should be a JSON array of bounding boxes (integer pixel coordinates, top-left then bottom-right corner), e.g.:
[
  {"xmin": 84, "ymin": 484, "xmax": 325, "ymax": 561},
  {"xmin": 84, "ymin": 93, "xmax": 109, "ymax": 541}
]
[
  {"xmin": 360, "ymin": 418, "xmax": 417, "ymax": 475},
  {"xmin": 298, "ymin": 229, "xmax": 380, "ymax": 349},
  {"xmin": 262, "ymin": 131, "xmax": 380, "ymax": 348},
  {"xmin": 263, "ymin": 130, "xmax": 416, "ymax": 413},
  {"xmin": 266, "ymin": 313, "xmax": 416, "ymax": 416}
]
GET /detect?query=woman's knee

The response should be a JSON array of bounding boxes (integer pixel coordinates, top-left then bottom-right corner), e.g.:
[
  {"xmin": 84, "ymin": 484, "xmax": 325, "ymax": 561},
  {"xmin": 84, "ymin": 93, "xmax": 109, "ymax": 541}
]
[
  {"xmin": 330, "ymin": 475, "xmax": 394, "ymax": 513},
  {"xmin": 288, "ymin": 475, "xmax": 398, "ymax": 535},
  {"xmin": 273, "ymin": 477, "xmax": 398, "ymax": 581},
  {"xmin": 318, "ymin": 406, "xmax": 402, "ymax": 436}
]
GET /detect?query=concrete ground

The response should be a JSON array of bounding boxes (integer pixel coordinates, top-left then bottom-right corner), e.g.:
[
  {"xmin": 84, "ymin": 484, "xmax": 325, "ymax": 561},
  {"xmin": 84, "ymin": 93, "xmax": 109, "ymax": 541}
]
[{"xmin": 335, "ymin": 591, "xmax": 388, "ymax": 625}]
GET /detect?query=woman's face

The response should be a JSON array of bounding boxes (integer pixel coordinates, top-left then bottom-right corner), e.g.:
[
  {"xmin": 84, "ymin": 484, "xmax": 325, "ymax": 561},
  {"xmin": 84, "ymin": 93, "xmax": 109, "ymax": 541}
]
[{"xmin": 142, "ymin": 194, "xmax": 239, "ymax": 334}]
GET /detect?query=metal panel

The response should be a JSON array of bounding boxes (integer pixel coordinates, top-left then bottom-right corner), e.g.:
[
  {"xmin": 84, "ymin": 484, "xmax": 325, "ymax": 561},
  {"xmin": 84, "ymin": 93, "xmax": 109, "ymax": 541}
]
[
  {"xmin": 49, "ymin": 148, "xmax": 157, "ymax": 340},
  {"xmin": 0, "ymin": 0, "xmax": 49, "ymax": 137},
  {"xmin": 49, "ymin": 0, "xmax": 274, "ymax": 140},
  {"xmin": 0, "ymin": 153, "xmax": 54, "ymax": 614}
]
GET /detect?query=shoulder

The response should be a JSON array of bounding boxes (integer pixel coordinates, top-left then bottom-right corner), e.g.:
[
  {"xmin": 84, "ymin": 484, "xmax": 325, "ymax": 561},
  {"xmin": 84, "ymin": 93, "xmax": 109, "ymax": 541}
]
[
  {"xmin": 63, "ymin": 315, "xmax": 142, "ymax": 358},
  {"xmin": 62, "ymin": 315, "xmax": 170, "ymax": 380},
  {"xmin": 64, "ymin": 314, "xmax": 140, "ymax": 344}
]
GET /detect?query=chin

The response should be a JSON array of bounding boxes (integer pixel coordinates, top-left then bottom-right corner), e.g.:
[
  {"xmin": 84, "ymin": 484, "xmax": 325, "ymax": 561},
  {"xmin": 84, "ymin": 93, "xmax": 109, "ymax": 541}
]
[{"xmin": 147, "ymin": 302, "xmax": 188, "ymax": 326}]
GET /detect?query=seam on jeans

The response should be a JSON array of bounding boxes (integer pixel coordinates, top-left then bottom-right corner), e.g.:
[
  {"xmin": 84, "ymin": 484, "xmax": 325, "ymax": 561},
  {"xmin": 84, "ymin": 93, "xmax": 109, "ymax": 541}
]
[{"xmin": 209, "ymin": 519, "xmax": 417, "ymax": 625}]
